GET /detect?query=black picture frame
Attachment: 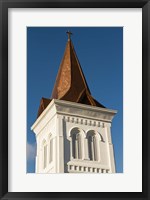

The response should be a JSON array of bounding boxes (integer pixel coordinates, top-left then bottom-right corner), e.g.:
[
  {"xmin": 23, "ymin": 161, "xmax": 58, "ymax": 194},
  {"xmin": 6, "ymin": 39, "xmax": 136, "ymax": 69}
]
[{"xmin": 0, "ymin": 0, "xmax": 150, "ymax": 199}]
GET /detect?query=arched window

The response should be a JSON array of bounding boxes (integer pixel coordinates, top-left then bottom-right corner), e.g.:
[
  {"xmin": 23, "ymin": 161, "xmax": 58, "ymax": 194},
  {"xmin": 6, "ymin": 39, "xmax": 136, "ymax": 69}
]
[
  {"xmin": 49, "ymin": 137, "xmax": 53, "ymax": 164},
  {"xmin": 42, "ymin": 139, "xmax": 47, "ymax": 169},
  {"xmin": 70, "ymin": 128, "xmax": 83, "ymax": 160},
  {"xmin": 87, "ymin": 131, "xmax": 99, "ymax": 161}
]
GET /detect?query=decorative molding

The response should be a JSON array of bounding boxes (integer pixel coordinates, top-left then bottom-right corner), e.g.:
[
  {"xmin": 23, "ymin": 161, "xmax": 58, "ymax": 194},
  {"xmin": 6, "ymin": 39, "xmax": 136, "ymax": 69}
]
[{"xmin": 63, "ymin": 115, "xmax": 106, "ymax": 129}]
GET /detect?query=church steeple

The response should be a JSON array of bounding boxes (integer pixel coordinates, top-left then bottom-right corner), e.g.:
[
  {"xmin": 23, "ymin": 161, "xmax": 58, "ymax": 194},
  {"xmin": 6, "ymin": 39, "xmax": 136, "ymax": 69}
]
[
  {"xmin": 51, "ymin": 32, "xmax": 105, "ymax": 107},
  {"xmin": 32, "ymin": 32, "xmax": 116, "ymax": 174},
  {"xmin": 37, "ymin": 32, "xmax": 104, "ymax": 117}
]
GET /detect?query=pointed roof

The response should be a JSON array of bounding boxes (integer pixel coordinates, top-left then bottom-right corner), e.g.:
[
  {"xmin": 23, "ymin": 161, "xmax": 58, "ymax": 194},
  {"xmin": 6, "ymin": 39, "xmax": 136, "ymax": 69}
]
[
  {"xmin": 37, "ymin": 32, "xmax": 105, "ymax": 118},
  {"xmin": 51, "ymin": 32, "xmax": 105, "ymax": 107}
]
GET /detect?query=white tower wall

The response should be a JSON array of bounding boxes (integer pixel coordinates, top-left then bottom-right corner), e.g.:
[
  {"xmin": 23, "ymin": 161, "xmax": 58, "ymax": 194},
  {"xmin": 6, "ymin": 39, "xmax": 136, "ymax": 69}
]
[{"xmin": 31, "ymin": 99, "xmax": 117, "ymax": 173}]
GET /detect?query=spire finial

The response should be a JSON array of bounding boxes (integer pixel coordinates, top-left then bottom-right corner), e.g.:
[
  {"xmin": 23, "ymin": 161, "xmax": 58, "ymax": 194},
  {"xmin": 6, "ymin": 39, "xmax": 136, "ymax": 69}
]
[{"xmin": 66, "ymin": 31, "xmax": 72, "ymax": 40}]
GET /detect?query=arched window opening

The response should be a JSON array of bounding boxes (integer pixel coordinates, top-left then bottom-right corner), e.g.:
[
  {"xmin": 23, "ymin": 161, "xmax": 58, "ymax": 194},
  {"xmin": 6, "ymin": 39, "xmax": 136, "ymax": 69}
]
[
  {"xmin": 88, "ymin": 135, "xmax": 93, "ymax": 160},
  {"xmin": 70, "ymin": 128, "xmax": 83, "ymax": 160},
  {"xmin": 72, "ymin": 133, "xmax": 76, "ymax": 159},
  {"xmin": 49, "ymin": 138, "xmax": 53, "ymax": 163},
  {"xmin": 87, "ymin": 131, "xmax": 98, "ymax": 161},
  {"xmin": 42, "ymin": 140, "xmax": 47, "ymax": 169}
]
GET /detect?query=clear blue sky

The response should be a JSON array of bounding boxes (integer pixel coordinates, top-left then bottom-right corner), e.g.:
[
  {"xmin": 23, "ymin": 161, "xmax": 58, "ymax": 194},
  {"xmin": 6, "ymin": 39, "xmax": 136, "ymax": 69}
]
[{"xmin": 27, "ymin": 27, "xmax": 123, "ymax": 173}]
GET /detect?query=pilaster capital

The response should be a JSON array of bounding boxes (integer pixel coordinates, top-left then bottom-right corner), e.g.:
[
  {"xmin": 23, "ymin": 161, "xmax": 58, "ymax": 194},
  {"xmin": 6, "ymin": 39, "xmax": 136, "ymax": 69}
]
[{"xmin": 105, "ymin": 122, "xmax": 111, "ymax": 128}]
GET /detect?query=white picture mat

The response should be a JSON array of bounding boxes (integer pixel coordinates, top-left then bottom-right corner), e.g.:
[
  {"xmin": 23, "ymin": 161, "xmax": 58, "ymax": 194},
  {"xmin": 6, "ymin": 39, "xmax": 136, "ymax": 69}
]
[{"xmin": 8, "ymin": 8, "xmax": 142, "ymax": 192}]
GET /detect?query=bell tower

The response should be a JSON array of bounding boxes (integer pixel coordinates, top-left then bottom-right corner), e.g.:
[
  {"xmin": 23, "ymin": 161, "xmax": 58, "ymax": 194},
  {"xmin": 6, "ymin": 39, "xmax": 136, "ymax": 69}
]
[{"xmin": 31, "ymin": 32, "xmax": 117, "ymax": 173}]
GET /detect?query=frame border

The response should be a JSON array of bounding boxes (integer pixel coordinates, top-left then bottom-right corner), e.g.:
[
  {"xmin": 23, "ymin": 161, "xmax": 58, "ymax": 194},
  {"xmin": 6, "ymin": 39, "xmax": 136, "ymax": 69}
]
[{"xmin": 0, "ymin": 0, "xmax": 150, "ymax": 199}]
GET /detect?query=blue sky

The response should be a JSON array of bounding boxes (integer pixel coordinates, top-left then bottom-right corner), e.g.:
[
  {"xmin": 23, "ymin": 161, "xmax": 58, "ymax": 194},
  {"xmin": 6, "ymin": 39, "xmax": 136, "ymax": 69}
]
[{"xmin": 27, "ymin": 27, "xmax": 123, "ymax": 173}]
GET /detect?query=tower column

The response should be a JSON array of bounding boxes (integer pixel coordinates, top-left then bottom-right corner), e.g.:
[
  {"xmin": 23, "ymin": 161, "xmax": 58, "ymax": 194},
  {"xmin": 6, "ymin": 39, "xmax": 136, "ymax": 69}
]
[
  {"xmin": 56, "ymin": 115, "xmax": 64, "ymax": 173},
  {"xmin": 105, "ymin": 123, "xmax": 116, "ymax": 173}
]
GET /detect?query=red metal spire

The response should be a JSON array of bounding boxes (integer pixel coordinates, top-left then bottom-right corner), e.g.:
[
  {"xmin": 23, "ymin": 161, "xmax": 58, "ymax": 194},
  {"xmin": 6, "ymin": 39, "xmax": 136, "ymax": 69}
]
[
  {"xmin": 37, "ymin": 33, "xmax": 105, "ymax": 118},
  {"xmin": 51, "ymin": 32, "xmax": 104, "ymax": 107}
]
